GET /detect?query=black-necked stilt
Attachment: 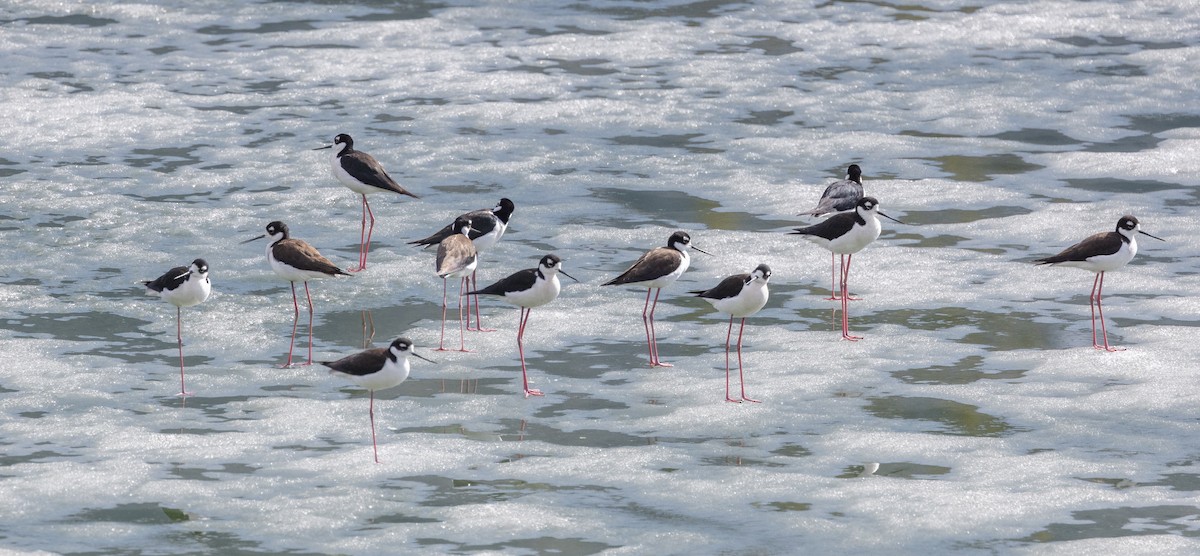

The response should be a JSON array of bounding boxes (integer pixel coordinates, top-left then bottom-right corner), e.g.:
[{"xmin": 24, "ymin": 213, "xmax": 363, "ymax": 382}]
[
  {"xmin": 1034, "ymin": 215, "xmax": 1164, "ymax": 351},
  {"xmin": 790, "ymin": 196, "xmax": 902, "ymax": 341},
  {"xmin": 799, "ymin": 164, "xmax": 864, "ymax": 217},
  {"xmin": 435, "ymin": 216, "xmax": 478, "ymax": 352},
  {"xmin": 320, "ymin": 336, "xmax": 435, "ymax": 463},
  {"xmin": 243, "ymin": 221, "xmax": 350, "ymax": 367},
  {"xmin": 691, "ymin": 264, "xmax": 772, "ymax": 403},
  {"xmin": 466, "ymin": 254, "xmax": 577, "ymax": 397},
  {"xmin": 142, "ymin": 258, "xmax": 211, "ymax": 396},
  {"xmin": 602, "ymin": 231, "xmax": 710, "ymax": 367},
  {"xmin": 799, "ymin": 165, "xmax": 866, "ymax": 300},
  {"xmin": 315, "ymin": 133, "xmax": 419, "ymax": 272},
  {"xmin": 410, "ymin": 198, "xmax": 516, "ymax": 331}
]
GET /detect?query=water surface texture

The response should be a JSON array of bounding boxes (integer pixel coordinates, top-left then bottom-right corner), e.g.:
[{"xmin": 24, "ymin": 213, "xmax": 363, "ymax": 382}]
[{"xmin": 2, "ymin": 1, "xmax": 1200, "ymax": 554}]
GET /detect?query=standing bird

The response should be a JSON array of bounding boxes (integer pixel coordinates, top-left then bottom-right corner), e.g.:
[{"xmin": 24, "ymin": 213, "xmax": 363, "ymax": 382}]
[
  {"xmin": 692, "ymin": 264, "xmax": 772, "ymax": 403},
  {"xmin": 316, "ymin": 133, "xmax": 419, "ymax": 272},
  {"xmin": 410, "ymin": 198, "xmax": 516, "ymax": 331},
  {"xmin": 790, "ymin": 197, "xmax": 902, "ymax": 341},
  {"xmin": 1034, "ymin": 215, "xmax": 1164, "ymax": 351},
  {"xmin": 434, "ymin": 216, "xmax": 478, "ymax": 352},
  {"xmin": 799, "ymin": 164, "xmax": 865, "ymax": 300},
  {"xmin": 243, "ymin": 221, "xmax": 350, "ymax": 367},
  {"xmin": 142, "ymin": 258, "xmax": 211, "ymax": 396},
  {"xmin": 602, "ymin": 231, "xmax": 710, "ymax": 367},
  {"xmin": 320, "ymin": 337, "xmax": 435, "ymax": 463},
  {"xmin": 466, "ymin": 254, "xmax": 577, "ymax": 398}
]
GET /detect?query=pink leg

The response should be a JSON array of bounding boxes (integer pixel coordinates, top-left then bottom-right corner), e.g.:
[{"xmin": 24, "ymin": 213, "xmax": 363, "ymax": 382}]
[
  {"xmin": 369, "ymin": 391, "xmax": 380, "ymax": 463},
  {"xmin": 737, "ymin": 318, "xmax": 760, "ymax": 403},
  {"xmin": 1094, "ymin": 272, "xmax": 1124, "ymax": 352},
  {"xmin": 643, "ymin": 289, "xmax": 672, "ymax": 367},
  {"xmin": 465, "ymin": 270, "xmax": 477, "ymax": 331},
  {"xmin": 1088, "ymin": 273, "xmax": 1101, "ymax": 348},
  {"xmin": 349, "ymin": 195, "xmax": 368, "ymax": 272},
  {"xmin": 362, "ymin": 195, "xmax": 375, "ymax": 270},
  {"xmin": 283, "ymin": 282, "xmax": 300, "ymax": 367},
  {"xmin": 455, "ymin": 276, "xmax": 470, "ymax": 352},
  {"xmin": 470, "ymin": 270, "xmax": 495, "ymax": 332},
  {"xmin": 843, "ymin": 253, "xmax": 861, "ymax": 301},
  {"xmin": 724, "ymin": 316, "xmax": 738, "ymax": 403},
  {"xmin": 302, "ymin": 282, "xmax": 315, "ymax": 366},
  {"xmin": 518, "ymin": 307, "xmax": 543, "ymax": 397},
  {"xmin": 826, "ymin": 253, "xmax": 861, "ymax": 301},
  {"xmin": 640, "ymin": 289, "xmax": 655, "ymax": 365},
  {"xmin": 841, "ymin": 255, "xmax": 862, "ymax": 341},
  {"xmin": 176, "ymin": 307, "xmax": 191, "ymax": 397},
  {"xmin": 361, "ymin": 309, "xmax": 375, "ymax": 349},
  {"xmin": 647, "ymin": 289, "xmax": 672, "ymax": 367},
  {"xmin": 825, "ymin": 253, "xmax": 839, "ymax": 300},
  {"xmin": 349, "ymin": 195, "xmax": 374, "ymax": 272},
  {"xmin": 437, "ymin": 278, "xmax": 449, "ymax": 351}
]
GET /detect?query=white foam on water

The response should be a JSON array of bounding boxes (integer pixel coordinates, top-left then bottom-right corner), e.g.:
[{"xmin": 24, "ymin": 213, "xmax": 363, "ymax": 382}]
[{"xmin": 2, "ymin": 0, "xmax": 1200, "ymax": 554}]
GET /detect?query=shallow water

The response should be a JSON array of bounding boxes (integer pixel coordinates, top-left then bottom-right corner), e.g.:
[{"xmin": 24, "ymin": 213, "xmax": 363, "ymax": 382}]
[{"xmin": 2, "ymin": 1, "xmax": 1200, "ymax": 554}]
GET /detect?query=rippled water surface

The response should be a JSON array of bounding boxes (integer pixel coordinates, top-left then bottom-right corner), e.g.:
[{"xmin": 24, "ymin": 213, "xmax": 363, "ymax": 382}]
[{"xmin": 2, "ymin": 1, "xmax": 1200, "ymax": 554}]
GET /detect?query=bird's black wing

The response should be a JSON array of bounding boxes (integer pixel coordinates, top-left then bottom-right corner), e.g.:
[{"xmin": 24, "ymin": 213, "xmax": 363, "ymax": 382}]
[
  {"xmin": 409, "ymin": 208, "xmax": 495, "ymax": 247},
  {"xmin": 1034, "ymin": 231, "xmax": 1122, "ymax": 264},
  {"xmin": 409, "ymin": 222, "xmax": 455, "ymax": 248},
  {"xmin": 790, "ymin": 212, "xmax": 859, "ymax": 240},
  {"xmin": 341, "ymin": 152, "xmax": 419, "ymax": 198},
  {"xmin": 320, "ymin": 347, "xmax": 389, "ymax": 376},
  {"xmin": 467, "ymin": 211, "xmax": 499, "ymax": 240},
  {"xmin": 143, "ymin": 265, "xmax": 190, "ymax": 292},
  {"xmin": 468, "ymin": 267, "xmax": 538, "ymax": 296},
  {"xmin": 275, "ymin": 240, "xmax": 351, "ymax": 276},
  {"xmin": 799, "ymin": 180, "xmax": 863, "ymax": 216},
  {"xmin": 602, "ymin": 247, "xmax": 677, "ymax": 286},
  {"xmin": 691, "ymin": 273, "xmax": 750, "ymax": 300}
]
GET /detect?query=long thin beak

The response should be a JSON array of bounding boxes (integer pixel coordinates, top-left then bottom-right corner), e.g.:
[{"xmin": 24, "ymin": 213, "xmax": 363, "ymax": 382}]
[
  {"xmin": 240, "ymin": 234, "xmax": 266, "ymax": 244},
  {"xmin": 560, "ymin": 269, "xmax": 579, "ymax": 283},
  {"xmin": 879, "ymin": 211, "xmax": 905, "ymax": 225},
  {"xmin": 413, "ymin": 352, "xmax": 437, "ymax": 364},
  {"xmin": 312, "ymin": 144, "xmax": 332, "ymax": 151},
  {"xmin": 173, "ymin": 270, "xmax": 192, "ymax": 281},
  {"xmin": 691, "ymin": 246, "xmax": 713, "ymax": 256},
  {"xmin": 1140, "ymin": 230, "xmax": 1165, "ymax": 241}
]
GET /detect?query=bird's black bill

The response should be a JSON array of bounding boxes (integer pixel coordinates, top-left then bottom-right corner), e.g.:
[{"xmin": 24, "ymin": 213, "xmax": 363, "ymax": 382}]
[
  {"xmin": 240, "ymin": 234, "xmax": 266, "ymax": 244},
  {"xmin": 413, "ymin": 352, "xmax": 437, "ymax": 364},
  {"xmin": 879, "ymin": 211, "xmax": 905, "ymax": 225},
  {"xmin": 560, "ymin": 270, "xmax": 580, "ymax": 283},
  {"xmin": 1140, "ymin": 230, "xmax": 1165, "ymax": 241},
  {"xmin": 312, "ymin": 145, "xmax": 332, "ymax": 151},
  {"xmin": 691, "ymin": 246, "xmax": 713, "ymax": 256}
]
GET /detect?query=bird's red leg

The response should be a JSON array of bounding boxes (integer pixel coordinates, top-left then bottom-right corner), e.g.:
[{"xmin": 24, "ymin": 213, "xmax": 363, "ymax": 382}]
[
  {"xmin": 519, "ymin": 308, "xmax": 543, "ymax": 397},
  {"xmin": 738, "ymin": 318, "xmax": 760, "ymax": 403},
  {"xmin": 437, "ymin": 278, "xmax": 449, "ymax": 351},
  {"xmin": 649, "ymin": 289, "xmax": 672, "ymax": 367},
  {"xmin": 302, "ymin": 282, "xmax": 315, "ymax": 366},
  {"xmin": 841, "ymin": 255, "xmax": 862, "ymax": 341},
  {"xmin": 282, "ymin": 282, "xmax": 300, "ymax": 367},
  {"xmin": 176, "ymin": 306, "xmax": 191, "ymax": 397},
  {"xmin": 725, "ymin": 316, "xmax": 739, "ymax": 403}
]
